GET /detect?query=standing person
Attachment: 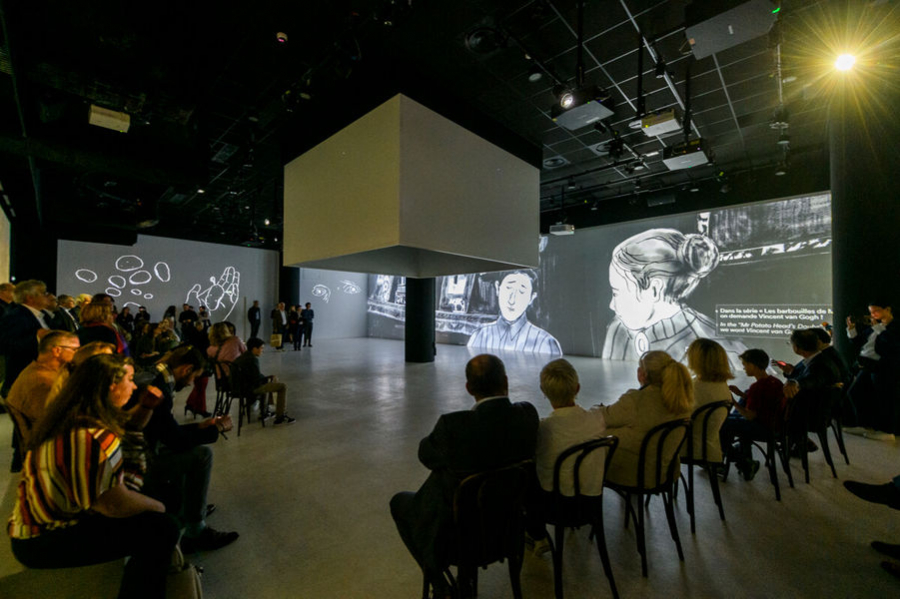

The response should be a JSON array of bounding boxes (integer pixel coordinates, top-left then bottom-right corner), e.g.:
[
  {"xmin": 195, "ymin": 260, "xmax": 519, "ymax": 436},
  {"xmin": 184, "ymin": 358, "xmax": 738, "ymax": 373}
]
[
  {"xmin": 288, "ymin": 305, "xmax": 302, "ymax": 351},
  {"xmin": 301, "ymin": 302, "xmax": 315, "ymax": 347},
  {"xmin": 178, "ymin": 304, "xmax": 198, "ymax": 337},
  {"xmin": 116, "ymin": 306, "xmax": 135, "ymax": 338},
  {"xmin": 8, "ymin": 354, "xmax": 179, "ymax": 599},
  {"xmin": 248, "ymin": 300, "xmax": 262, "ymax": 339},
  {"xmin": 134, "ymin": 306, "xmax": 151, "ymax": 328},
  {"xmin": 0, "ymin": 280, "xmax": 53, "ymax": 397},
  {"xmin": 390, "ymin": 355, "xmax": 538, "ymax": 597},
  {"xmin": 184, "ymin": 321, "xmax": 212, "ymax": 418},
  {"xmin": 0, "ymin": 282, "xmax": 14, "ymax": 318},
  {"xmin": 198, "ymin": 307, "xmax": 212, "ymax": 332},
  {"xmin": 270, "ymin": 302, "xmax": 286, "ymax": 351},
  {"xmin": 51, "ymin": 295, "xmax": 80, "ymax": 332},
  {"xmin": 78, "ymin": 297, "xmax": 129, "ymax": 357}
]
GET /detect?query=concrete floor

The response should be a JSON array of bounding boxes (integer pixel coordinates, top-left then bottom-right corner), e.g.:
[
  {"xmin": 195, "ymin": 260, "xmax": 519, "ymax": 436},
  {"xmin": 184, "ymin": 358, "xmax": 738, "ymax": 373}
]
[{"xmin": 1, "ymin": 338, "xmax": 899, "ymax": 598}]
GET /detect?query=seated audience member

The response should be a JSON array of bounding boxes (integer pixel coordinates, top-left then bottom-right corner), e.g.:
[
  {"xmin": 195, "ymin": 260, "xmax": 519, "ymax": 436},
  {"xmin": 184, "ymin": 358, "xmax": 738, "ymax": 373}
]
[
  {"xmin": 46, "ymin": 341, "xmax": 117, "ymax": 405},
  {"xmin": 5, "ymin": 331, "xmax": 80, "ymax": 449},
  {"xmin": 154, "ymin": 319, "xmax": 180, "ymax": 354},
  {"xmin": 809, "ymin": 327, "xmax": 851, "ymax": 387},
  {"xmin": 206, "ymin": 321, "xmax": 247, "ymax": 381},
  {"xmin": 184, "ymin": 320, "xmax": 212, "ymax": 418},
  {"xmin": 685, "ymin": 338, "xmax": 733, "ymax": 463},
  {"xmin": 598, "ymin": 350, "xmax": 694, "ymax": 487},
  {"xmin": 8, "ymin": 354, "xmax": 178, "ymax": 599},
  {"xmin": 231, "ymin": 337, "xmax": 295, "ymax": 425},
  {"xmin": 525, "ymin": 358, "xmax": 605, "ymax": 555},
  {"xmin": 0, "ymin": 279, "xmax": 53, "ymax": 397},
  {"xmin": 134, "ymin": 305, "xmax": 151, "ymax": 327},
  {"xmin": 139, "ymin": 346, "xmax": 238, "ymax": 553},
  {"xmin": 844, "ymin": 476, "xmax": 900, "ymax": 580},
  {"xmin": 116, "ymin": 306, "xmax": 135, "ymax": 338},
  {"xmin": 844, "ymin": 301, "xmax": 899, "ymax": 440},
  {"xmin": 133, "ymin": 322, "xmax": 160, "ymax": 367},
  {"xmin": 78, "ymin": 294, "xmax": 129, "ymax": 356},
  {"xmin": 390, "ymin": 354, "xmax": 538, "ymax": 598},
  {"xmin": 721, "ymin": 349, "xmax": 786, "ymax": 480}
]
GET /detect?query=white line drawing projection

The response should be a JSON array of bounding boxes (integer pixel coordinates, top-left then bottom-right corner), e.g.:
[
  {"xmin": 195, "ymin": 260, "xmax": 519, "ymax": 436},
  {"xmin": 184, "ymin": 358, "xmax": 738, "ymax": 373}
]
[
  {"xmin": 108, "ymin": 275, "xmax": 126, "ymax": 289},
  {"xmin": 186, "ymin": 266, "xmax": 240, "ymax": 321},
  {"xmin": 154, "ymin": 262, "xmax": 171, "ymax": 282},
  {"xmin": 337, "ymin": 280, "xmax": 361, "ymax": 295},
  {"xmin": 75, "ymin": 269, "xmax": 98, "ymax": 283},
  {"xmin": 106, "ymin": 287, "xmax": 122, "ymax": 297},
  {"xmin": 129, "ymin": 270, "xmax": 152, "ymax": 285},
  {"xmin": 144, "ymin": 293, "xmax": 153, "ymax": 299},
  {"xmin": 116, "ymin": 255, "xmax": 144, "ymax": 272},
  {"xmin": 123, "ymin": 301, "xmax": 141, "ymax": 310},
  {"xmin": 311, "ymin": 284, "xmax": 331, "ymax": 303},
  {"xmin": 131, "ymin": 289, "xmax": 143, "ymax": 295}
]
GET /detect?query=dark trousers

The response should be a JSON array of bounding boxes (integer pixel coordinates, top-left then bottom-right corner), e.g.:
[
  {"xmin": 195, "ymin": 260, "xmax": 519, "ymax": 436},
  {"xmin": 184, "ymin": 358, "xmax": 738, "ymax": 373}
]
[
  {"xmin": 144, "ymin": 445, "xmax": 213, "ymax": 535},
  {"xmin": 719, "ymin": 413, "xmax": 769, "ymax": 464},
  {"xmin": 291, "ymin": 324, "xmax": 302, "ymax": 350},
  {"xmin": 849, "ymin": 366, "xmax": 899, "ymax": 433},
  {"xmin": 250, "ymin": 322, "xmax": 260, "ymax": 339},
  {"xmin": 390, "ymin": 491, "xmax": 449, "ymax": 592},
  {"xmin": 302, "ymin": 322, "xmax": 313, "ymax": 346},
  {"xmin": 11, "ymin": 511, "xmax": 179, "ymax": 599}
]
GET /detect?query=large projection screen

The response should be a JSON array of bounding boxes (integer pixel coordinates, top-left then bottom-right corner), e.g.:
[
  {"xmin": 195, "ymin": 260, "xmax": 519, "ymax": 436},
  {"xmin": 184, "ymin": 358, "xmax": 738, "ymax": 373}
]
[
  {"xmin": 367, "ymin": 193, "xmax": 833, "ymax": 366},
  {"xmin": 57, "ymin": 235, "xmax": 280, "ymax": 339}
]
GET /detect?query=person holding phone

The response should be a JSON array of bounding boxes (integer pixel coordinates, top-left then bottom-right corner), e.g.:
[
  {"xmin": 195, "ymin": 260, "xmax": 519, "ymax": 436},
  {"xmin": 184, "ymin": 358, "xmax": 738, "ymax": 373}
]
[{"xmin": 720, "ymin": 349, "xmax": 786, "ymax": 480}]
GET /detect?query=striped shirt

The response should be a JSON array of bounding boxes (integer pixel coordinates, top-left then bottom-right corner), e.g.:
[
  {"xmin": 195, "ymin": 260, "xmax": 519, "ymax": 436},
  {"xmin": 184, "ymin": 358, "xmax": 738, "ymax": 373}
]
[
  {"xmin": 467, "ymin": 316, "xmax": 563, "ymax": 355},
  {"xmin": 8, "ymin": 427, "xmax": 123, "ymax": 539}
]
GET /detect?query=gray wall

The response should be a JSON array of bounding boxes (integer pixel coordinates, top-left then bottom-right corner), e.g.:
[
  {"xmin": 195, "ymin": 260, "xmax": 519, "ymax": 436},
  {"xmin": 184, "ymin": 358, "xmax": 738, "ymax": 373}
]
[{"xmin": 296, "ymin": 269, "xmax": 368, "ymax": 340}]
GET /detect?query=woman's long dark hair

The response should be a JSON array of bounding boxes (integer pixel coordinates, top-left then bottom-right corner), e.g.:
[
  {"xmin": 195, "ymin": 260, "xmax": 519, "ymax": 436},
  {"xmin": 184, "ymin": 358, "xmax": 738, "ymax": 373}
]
[{"xmin": 27, "ymin": 353, "xmax": 133, "ymax": 451}]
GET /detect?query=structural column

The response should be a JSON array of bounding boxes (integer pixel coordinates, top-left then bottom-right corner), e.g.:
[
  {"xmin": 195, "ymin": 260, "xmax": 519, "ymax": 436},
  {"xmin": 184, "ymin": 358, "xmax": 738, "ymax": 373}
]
[
  {"xmin": 829, "ymin": 77, "xmax": 900, "ymax": 359},
  {"xmin": 279, "ymin": 265, "xmax": 300, "ymax": 308},
  {"xmin": 405, "ymin": 277, "xmax": 435, "ymax": 363}
]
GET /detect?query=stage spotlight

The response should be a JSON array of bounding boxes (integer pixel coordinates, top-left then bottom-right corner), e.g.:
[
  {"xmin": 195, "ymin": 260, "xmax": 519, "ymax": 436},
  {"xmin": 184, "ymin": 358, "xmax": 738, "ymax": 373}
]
[
  {"xmin": 559, "ymin": 90, "xmax": 576, "ymax": 109},
  {"xmin": 835, "ymin": 54, "xmax": 855, "ymax": 71},
  {"xmin": 264, "ymin": 218, "xmax": 271, "ymax": 225},
  {"xmin": 197, "ymin": 188, "xmax": 205, "ymax": 194}
]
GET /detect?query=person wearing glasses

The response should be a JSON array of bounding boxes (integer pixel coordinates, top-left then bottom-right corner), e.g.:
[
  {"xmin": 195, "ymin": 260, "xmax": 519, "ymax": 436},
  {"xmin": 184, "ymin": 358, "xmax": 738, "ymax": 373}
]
[{"xmin": 5, "ymin": 331, "xmax": 81, "ymax": 450}]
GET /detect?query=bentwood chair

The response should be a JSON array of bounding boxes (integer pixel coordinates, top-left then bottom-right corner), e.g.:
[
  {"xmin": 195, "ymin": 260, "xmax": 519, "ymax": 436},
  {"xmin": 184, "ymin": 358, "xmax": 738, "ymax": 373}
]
[
  {"xmin": 681, "ymin": 400, "xmax": 731, "ymax": 534},
  {"xmin": 423, "ymin": 460, "xmax": 533, "ymax": 599},
  {"xmin": 225, "ymin": 360, "xmax": 265, "ymax": 437},
  {"xmin": 605, "ymin": 418, "xmax": 691, "ymax": 577},
  {"xmin": 545, "ymin": 436, "xmax": 619, "ymax": 599}
]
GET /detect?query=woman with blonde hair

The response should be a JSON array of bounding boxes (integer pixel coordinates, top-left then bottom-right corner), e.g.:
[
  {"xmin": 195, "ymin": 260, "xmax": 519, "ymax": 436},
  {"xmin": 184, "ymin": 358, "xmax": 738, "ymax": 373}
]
[
  {"xmin": 685, "ymin": 338, "xmax": 733, "ymax": 463},
  {"xmin": 9, "ymin": 354, "xmax": 178, "ymax": 599},
  {"xmin": 599, "ymin": 350, "xmax": 694, "ymax": 487},
  {"xmin": 78, "ymin": 296, "xmax": 129, "ymax": 356}
]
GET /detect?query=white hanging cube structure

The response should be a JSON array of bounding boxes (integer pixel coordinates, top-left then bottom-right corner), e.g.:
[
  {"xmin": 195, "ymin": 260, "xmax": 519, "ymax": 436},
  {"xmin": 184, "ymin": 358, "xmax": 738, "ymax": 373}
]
[{"xmin": 282, "ymin": 95, "xmax": 539, "ymax": 277}]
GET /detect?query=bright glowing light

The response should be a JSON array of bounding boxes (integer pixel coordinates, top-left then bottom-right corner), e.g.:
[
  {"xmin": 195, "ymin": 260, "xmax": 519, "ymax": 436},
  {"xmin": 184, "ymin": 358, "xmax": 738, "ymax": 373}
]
[
  {"xmin": 560, "ymin": 92, "xmax": 576, "ymax": 109},
  {"xmin": 835, "ymin": 54, "xmax": 855, "ymax": 71}
]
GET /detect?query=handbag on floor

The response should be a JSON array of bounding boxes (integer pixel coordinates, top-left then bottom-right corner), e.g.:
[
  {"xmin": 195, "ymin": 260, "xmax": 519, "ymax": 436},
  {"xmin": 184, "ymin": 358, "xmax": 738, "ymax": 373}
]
[
  {"xmin": 269, "ymin": 333, "xmax": 282, "ymax": 348},
  {"xmin": 167, "ymin": 545, "xmax": 203, "ymax": 598}
]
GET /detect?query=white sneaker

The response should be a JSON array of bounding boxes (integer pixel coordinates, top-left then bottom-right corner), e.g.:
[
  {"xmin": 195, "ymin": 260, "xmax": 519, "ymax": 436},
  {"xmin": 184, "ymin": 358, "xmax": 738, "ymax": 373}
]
[{"xmin": 864, "ymin": 430, "xmax": 895, "ymax": 441}]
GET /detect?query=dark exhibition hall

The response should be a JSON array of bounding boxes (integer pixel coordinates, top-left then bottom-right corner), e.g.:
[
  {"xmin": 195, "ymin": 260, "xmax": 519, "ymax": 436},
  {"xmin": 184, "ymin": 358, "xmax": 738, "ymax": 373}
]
[{"xmin": 0, "ymin": 1, "xmax": 899, "ymax": 598}]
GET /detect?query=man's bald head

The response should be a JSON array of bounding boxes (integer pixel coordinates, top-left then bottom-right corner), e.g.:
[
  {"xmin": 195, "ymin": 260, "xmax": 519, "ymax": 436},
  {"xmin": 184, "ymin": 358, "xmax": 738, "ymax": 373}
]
[{"xmin": 465, "ymin": 354, "xmax": 508, "ymax": 400}]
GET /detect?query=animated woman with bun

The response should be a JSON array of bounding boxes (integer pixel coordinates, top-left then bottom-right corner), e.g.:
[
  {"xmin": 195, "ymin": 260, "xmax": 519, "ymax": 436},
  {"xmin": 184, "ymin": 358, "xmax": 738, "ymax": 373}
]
[{"xmin": 602, "ymin": 228, "xmax": 744, "ymax": 369}]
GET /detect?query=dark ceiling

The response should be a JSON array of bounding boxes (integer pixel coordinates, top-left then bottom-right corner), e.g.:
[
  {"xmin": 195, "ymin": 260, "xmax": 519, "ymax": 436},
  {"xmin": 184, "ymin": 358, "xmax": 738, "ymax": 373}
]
[{"xmin": 0, "ymin": 0, "xmax": 880, "ymax": 252}]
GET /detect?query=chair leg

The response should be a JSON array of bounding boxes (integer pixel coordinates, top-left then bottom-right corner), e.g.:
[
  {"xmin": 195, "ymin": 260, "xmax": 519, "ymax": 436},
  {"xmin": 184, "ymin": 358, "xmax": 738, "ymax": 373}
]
[
  {"xmin": 831, "ymin": 420, "xmax": 850, "ymax": 465},
  {"xmin": 662, "ymin": 492, "xmax": 685, "ymax": 562},
  {"xmin": 237, "ymin": 396, "xmax": 245, "ymax": 437},
  {"xmin": 421, "ymin": 575, "xmax": 430, "ymax": 599},
  {"xmin": 637, "ymin": 494, "xmax": 648, "ymax": 577},
  {"xmin": 687, "ymin": 466, "xmax": 696, "ymax": 534},
  {"xmin": 817, "ymin": 429, "xmax": 838, "ymax": 478},
  {"xmin": 507, "ymin": 552, "xmax": 522, "ymax": 599},
  {"xmin": 593, "ymin": 506, "xmax": 619, "ymax": 599},
  {"xmin": 765, "ymin": 439, "xmax": 781, "ymax": 502},
  {"xmin": 707, "ymin": 464, "xmax": 725, "ymax": 521},
  {"xmin": 777, "ymin": 436, "xmax": 794, "ymax": 489},
  {"xmin": 800, "ymin": 436, "xmax": 810, "ymax": 484},
  {"xmin": 552, "ymin": 524, "xmax": 565, "ymax": 599}
]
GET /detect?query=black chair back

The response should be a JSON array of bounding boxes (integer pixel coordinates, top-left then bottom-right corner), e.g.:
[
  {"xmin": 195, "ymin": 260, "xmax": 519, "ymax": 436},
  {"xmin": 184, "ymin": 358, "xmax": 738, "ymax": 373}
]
[
  {"xmin": 687, "ymin": 400, "xmax": 732, "ymax": 464},
  {"xmin": 451, "ymin": 460, "xmax": 532, "ymax": 569},
  {"xmin": 636, "ymin": 418, "xmax": 691, "ymax": 492},
  {"xmin": 551, "ymin": 436, "xmax": 618, "ymax": 518}
]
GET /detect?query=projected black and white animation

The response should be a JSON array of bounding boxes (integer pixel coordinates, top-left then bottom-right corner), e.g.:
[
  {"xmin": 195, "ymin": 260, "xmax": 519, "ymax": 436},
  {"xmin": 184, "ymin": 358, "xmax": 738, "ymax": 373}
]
[
  {"xmin": 601, "ymin": 228, "xmax": 745, "ymax": 368},
  {"xmin": 71, "ymin": 252, "xmax": 242, "ymax": 321},
  {"xmin": 466, "ymin": 270, "xmax": 562, "ymax": 355}
]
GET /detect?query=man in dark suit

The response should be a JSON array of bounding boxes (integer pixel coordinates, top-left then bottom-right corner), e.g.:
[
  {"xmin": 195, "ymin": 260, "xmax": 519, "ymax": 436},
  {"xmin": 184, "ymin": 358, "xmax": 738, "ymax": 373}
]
[
  {"xmin": 49, "ymin": 294, "xmax": 80, "ymax": 332},
  {"xmin": 0, "ymin": 282, "xmax": 14, "ymax": 319},
  {"xmin": 248, "ymin": 300, "xmax": 262, "ymax": 339},
  {"xmin": 390, "ymin": 354, "xmax": 539, "ymax": 597},
  {"xmin": 0, "ymin": 280, "xmax": 52, "ymax": 397}
]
